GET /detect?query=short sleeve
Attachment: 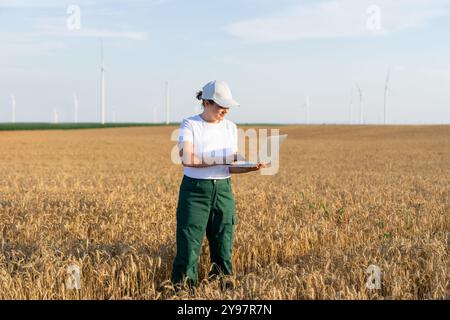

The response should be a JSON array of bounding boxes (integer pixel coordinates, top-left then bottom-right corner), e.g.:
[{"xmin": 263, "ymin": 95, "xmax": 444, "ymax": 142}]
[{"xmin": 178, "ymin": 119, "xmax": 193, "ymax": 144}]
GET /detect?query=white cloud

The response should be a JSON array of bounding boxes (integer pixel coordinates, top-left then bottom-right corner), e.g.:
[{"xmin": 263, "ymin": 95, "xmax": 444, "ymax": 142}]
[
  {"xmin": 0, "ymin": 0, "xmax": 168, "ymax": 8},
  {"xmin": 392, "ymin": 65, "xmax": 450, "ymax": 78},
  {"xmin": 0, "ymin": 41, "xmax": 66, "ymax": 57},
  {"xmin": 1, "ymin": 1, "xmax": 151, "ymax": 44},
  {"xmin": 0, "ymin": 22, "xmax": 148, "ymax": 61},
  {"xmin": 419, "ymin": 66, "xmax": 450, "ymax": 77},
  {"xmin": 225, "ymin": 0, "xmax": 450, "ymax": 43},
  {"xmin": 65, "ymin": 28, "xmax": 148, "ymax": 41},
  {"xmin": 0, "ymin": 0, "xmax": 95, "ymax": 8}
]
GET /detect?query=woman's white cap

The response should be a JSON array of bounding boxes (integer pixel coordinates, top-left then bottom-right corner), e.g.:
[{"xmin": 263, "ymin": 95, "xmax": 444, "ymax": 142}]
[{"xmin": 201, "ymin": 80, "xmax": 240, "ymax": 108}]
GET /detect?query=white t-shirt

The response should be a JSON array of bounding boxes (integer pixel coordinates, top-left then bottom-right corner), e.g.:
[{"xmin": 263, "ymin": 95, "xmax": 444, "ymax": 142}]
[{"xmin": 178, "ymin": 114, "xmax": 238, "ymax": 179}]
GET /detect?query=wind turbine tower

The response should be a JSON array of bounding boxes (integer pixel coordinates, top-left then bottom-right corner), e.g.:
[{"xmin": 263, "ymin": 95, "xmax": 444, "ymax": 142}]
[
  {"xmin": 11, "ymin": 94, "xmax": 16, "ymax": 123},
  {"xmin": 165, "ymin": 81, "xmax": 170, "ymax": 125},
  {"xmin": 100, "ymin": 40, "xmax": 106, "ymax": 125},
  {"xmin": 300, "ymin": 96, "xmax": 310, "ymax": 125},
  {"xmin": 53, "ymin": 108, "xmax": 59, "ymax": 124},
  {"xmin": 356, "ymin": 84, "xmax": 364, "ymax": 124},
  {"xmin": 73, "ymin": 93, "xmax": 79, "ymax": 123},
  {"xmin": 305, "ymin": 96, "xmax": 310, "ymax": 125},
  {"xmin": 384, "ymin": 68, "xmax": 391, "ymax": 125}
]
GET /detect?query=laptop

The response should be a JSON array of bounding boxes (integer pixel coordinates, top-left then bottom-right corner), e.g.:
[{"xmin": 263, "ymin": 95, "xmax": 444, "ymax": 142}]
[{"xmin": 228, "ymin": 134, "xmax": 288, "ymax": 168}]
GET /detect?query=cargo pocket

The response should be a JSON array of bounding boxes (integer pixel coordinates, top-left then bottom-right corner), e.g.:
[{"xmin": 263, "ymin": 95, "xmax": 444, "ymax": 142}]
[{"xmin": 226, "ymin": 179, "xmax": 237, "ymax": 225}]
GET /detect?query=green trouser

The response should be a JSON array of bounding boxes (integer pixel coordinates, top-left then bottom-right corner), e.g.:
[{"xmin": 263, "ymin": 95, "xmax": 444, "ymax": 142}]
[{"xmin": 172, "ymin": 175, "xmax": 236, "ymax": 287}]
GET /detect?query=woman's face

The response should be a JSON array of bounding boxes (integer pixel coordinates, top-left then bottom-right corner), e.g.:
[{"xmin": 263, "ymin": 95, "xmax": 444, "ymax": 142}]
[{"xmin": 205, "ymin": 101, "xmax": 229, "ymax": 121}]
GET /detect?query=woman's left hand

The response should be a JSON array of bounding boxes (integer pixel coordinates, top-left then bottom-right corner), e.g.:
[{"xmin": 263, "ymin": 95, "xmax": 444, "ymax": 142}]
[{"xmin": 256, "ymin": 162, "xmax": 270, "ymax": 169}]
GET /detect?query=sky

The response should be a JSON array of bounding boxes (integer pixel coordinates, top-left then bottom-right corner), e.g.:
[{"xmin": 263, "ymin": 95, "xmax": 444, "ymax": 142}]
[{"xmin": 1, "ymin": 0, "xmax": 450, "ymax": 124}]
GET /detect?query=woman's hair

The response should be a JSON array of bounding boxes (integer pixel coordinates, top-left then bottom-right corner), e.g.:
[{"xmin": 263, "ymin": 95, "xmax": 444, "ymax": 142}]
[{"xmin": 196, "ymin": 91, "xmax": 214, "ymax": 107}]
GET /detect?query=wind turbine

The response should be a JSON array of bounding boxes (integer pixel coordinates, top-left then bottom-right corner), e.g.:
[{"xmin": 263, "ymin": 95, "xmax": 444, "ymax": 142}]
[
  {"xmin": 73, "ymin": 93, "xmax": 79, "ymax": 123},
  {"xmin": 300, "ymin": 96, "xmax": 310, "ymax": 125},
  {"xmin": 356, "ymin": 84, "xmax": 364, "ymax": 124},
  {"xmin": 100, "ymin": 40, "xmax": 106, "ymax": 125},
  {"xmin": 383, "ymin": 67, "xmax": 391, "ymax": 125},
  {"xmin": 53, "ymin": 108, "xmax": 59, "ymax": 124},
  {"xmin": 112, "ymin": 107, "xmax": 116, "ymax": 123},
  {"xmin": 11, "ymin": 94, "xmax": 16, "ymax": 123},
  {"xmin": 305, "ymin": 95, "xmax": 310, "ymax": 125},
  {"xmin": 165, "ymin": 81, "xmax": 170, "ymax": 125}
]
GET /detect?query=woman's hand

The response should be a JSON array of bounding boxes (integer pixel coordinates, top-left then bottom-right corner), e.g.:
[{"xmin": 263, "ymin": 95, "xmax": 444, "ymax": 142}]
[{"xmin": 256, "ymin": 162, "xmax": 270, "ymax": 169}]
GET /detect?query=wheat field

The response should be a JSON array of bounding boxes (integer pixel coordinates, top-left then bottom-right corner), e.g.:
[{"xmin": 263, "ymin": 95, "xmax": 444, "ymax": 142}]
[{"xmin": 0, "ymin": 125, "xmax": 448, "ymax": 300}]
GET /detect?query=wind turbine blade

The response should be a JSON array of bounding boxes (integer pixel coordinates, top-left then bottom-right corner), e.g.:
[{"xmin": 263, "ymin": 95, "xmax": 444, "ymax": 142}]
[{"xmin": 100, "ymin": 39, "xmax": 104, "ymax": 66}]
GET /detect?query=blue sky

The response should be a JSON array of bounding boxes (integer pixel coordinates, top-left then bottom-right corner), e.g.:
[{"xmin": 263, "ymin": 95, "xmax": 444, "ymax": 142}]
[{"xmin": 1, "ymin": 0, "xmax": 450, "ymax": 124}]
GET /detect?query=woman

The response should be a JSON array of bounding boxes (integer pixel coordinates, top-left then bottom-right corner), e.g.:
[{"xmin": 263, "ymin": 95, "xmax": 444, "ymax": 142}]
[{"xmin": 171, "ymin": 80, "xmax": 268, "ymax": 289}]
